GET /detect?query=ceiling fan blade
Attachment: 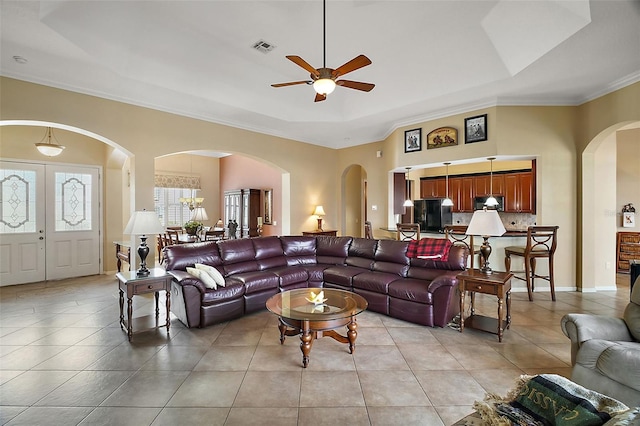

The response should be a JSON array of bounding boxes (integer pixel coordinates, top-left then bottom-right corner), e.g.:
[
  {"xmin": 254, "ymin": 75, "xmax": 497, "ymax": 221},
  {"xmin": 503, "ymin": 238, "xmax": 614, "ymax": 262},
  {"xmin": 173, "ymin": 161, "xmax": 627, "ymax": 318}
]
[
  {"xmin": 271, "ymin": 81, "xmax": 312, "ymax": 88},
  {"xmin": 332, "ymin": 55, "xmax": 372, "ymax": 78},
  {"xmin": 286, "ymin": 56, "xmax": 320, "ymax": 77},
  {"xmin": 314, "ymin": 93, "xmax": 326, "ymax": 102},
  {"xmin": 336, "ymin": 80, "xmax": 375, "ymax": 92}
]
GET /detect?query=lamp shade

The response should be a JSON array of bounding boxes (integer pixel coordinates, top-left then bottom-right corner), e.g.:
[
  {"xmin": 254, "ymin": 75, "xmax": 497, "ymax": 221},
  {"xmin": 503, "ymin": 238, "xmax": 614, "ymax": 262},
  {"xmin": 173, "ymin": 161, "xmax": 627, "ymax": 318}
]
[
  {"xmin": 313, "ymin": 205, "xmax": 326, "ymax": 216},
  {"xmin": 190, "ymin": 207, "xmax": 209, "ymax": 222},
  {"xmin": 403, "ymin": 199, "xmax": 413, "ymax": 207},
  {"xmin": 442, "ymin": 198, "xmax": 454, "ymax": 207},
  {"xmin": 465, "ymin": 209, "xmax": 506, "ymax": 237},
  {"xmin": 124, "ymin": 210, "xmax": 165, "ymax": 235}
]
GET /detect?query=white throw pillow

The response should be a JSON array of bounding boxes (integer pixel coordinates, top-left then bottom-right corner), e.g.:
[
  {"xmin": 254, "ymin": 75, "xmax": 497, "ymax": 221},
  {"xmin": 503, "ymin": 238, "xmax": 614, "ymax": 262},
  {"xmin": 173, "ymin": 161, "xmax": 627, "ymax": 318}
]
[
  {"xmin": 186, "ymin": 266, "xmax": 217, "ymax": 290},
  {"xmin": 195, "ymin": 263, "xmax": 226, "ymax": 288}
]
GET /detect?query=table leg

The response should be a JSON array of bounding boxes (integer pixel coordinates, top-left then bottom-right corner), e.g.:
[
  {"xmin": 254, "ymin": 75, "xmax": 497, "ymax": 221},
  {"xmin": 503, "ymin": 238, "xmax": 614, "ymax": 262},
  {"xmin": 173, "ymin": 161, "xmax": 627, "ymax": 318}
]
[
  {"xmin": 300, "ymin": 320, "xmax": 313, "ymax": 368},
  {"xmin": 119, "ymin": 288, "xmax": 124, "ymax": 330},
  {"xmin": 116, "ymin": 244, "xmax": 122, "ymax": 273},
  {"xmin": 278, "ymin": 319, "xmax": 287, "ymax": 344},
  {"xmin": 165, "ymin": 288, "xmax": 171, "ymax": 333},
  {"xmin": 459, "ymin": 285, "xmax": 465, "ymax": 333},
  {"xmin": 347, "ymin": 318, "xmax": 357, "ymax": 354},
  {"xmin": 470, "ymin": 291, "xmax": 476, "ymax": 316},
  {"xmin": 497, "ymin": 296, "xmax": 504, "ymax": 343},
  {"xmin": 127, "ymin": 296, "xmax": 133, "ymax": 342},
  {"xmin": 155, "ymin": 292, "xmax": 160, "ymax": 317},
  {"xmin": 506, "ymin": 290, "xmax": 511, "ymax": 329}
]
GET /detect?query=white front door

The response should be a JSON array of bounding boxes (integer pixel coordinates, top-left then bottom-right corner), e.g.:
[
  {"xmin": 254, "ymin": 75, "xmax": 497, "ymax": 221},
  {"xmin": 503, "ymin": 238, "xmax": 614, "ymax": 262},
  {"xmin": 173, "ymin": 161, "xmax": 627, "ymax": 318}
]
[
  {"xmin": 0, "ymin": 162, "xmax": 101, "ymax": 286},
  {"xmin": 45, "ymin": 165, "xmax": 100, "ymax": 280},
  {"xmin": 0, "ymin": 162, "xmax": 46, "ymax": 286}
]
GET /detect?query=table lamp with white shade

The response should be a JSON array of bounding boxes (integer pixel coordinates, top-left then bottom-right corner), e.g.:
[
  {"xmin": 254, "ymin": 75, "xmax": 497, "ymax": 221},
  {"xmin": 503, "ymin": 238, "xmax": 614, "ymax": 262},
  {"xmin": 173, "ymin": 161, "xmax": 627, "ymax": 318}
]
[
  {"xmin": 124, "ymin": 210, "xmax": 165, "ymax": 276},
  {"xmin": 465, "ymin": 207, "xmax": 506, "ymax": 274},
  {"xmin": 313, "ymin": 205, "xmax": 326, "ymax": 231}
]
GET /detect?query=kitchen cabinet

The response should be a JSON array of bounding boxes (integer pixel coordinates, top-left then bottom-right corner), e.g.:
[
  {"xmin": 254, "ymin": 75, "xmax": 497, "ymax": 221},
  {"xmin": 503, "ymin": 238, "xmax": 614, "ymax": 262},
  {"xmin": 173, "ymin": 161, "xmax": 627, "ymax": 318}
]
[
  {"xmin": 420, "ymin": 178, "xmax": 446, "ymax": 198},
  {"xmin": 504, "ymin": 172, "xmax": 534, "ymax": 213},
  {"xmin": 617, "ymin": 232, "xmax": 640, "ymax": 273},
  {"xmin": 449, "ymin": 177, "xmax": 474, "ymax": 212},
  {"xmin": 474, "ymin": 175, "xmax": 504, "ymax": 197},
  {"xmin": 224, "ymin": 189, "xmax": 261, "ymax": 238}
]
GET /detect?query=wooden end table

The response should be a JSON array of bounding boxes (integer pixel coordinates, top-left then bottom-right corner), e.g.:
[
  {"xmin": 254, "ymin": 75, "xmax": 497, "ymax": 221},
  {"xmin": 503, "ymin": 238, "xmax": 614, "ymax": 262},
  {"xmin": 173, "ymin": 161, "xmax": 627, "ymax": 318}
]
[
  {"xmin": 457, "ymin": 269, "xmax": 513, "ymax": 342},
  {"xmin": 116, "ymin": 268, "xmax": 172, "ymax": 341}
]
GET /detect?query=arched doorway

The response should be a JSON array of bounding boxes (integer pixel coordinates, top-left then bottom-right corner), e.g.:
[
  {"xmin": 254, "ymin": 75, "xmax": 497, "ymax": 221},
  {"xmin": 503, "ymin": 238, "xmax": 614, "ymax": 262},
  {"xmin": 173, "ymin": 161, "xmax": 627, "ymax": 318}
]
[
  {"xmin": 581, "ymin": 121, "xmax": 640, "ymax": 291},
  {"xmin": 341, "ymin": 164, "xmax": 368, "ymax": 237}
]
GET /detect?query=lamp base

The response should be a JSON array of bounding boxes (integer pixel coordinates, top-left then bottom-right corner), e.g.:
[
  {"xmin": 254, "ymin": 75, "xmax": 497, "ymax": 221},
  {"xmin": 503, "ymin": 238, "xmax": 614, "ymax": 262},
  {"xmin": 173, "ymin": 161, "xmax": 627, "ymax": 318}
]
[
  {"xmin": 136, "ymin": 235, "xmax": 151, "ymax": 276},
  {"xmin": 479, "ymin": 236, "xmax": 493, "ymax": 274},
  {"xmin": 317, "ymin": 218, "xmax": 323, "ymax": 231}
]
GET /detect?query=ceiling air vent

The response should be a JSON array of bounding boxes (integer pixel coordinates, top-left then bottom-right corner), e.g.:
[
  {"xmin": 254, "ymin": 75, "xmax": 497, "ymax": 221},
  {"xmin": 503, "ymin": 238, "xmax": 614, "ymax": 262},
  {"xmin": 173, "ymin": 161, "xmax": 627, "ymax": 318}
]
[{"xmin": 252, "ymin": 39, "xmax": 276, "ymax": 54}]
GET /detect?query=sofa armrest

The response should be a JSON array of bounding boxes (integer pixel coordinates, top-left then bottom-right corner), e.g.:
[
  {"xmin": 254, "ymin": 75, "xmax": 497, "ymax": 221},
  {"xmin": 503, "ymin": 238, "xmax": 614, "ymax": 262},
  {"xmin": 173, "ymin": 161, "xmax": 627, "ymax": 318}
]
[
  {"xmin": 561, "ymin": 313, "xmax": 633, "ymax": 365},
  {"xmin": 427, "ymin": 272, "xmax": 458, "ymax": 293},
  {"xmin": 168, "ymin": 270, "xmax": 207, "ymax": 294}
]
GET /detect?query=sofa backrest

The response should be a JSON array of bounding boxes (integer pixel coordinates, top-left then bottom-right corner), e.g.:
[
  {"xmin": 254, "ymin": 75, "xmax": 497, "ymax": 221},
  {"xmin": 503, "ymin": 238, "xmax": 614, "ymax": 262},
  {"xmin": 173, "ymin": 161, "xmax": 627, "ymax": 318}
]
[
  {"xmin": 406, "ymin": 245, "xmax": 468, "ymax": 279},
  {"xmin": 218, "ymin": 238, "xmax": 259, "ymax": 275},
  {"xmin": 252, "ymin": 236, "xmax": 287, "ymax": 270},
  {"xmin": 280, "ymin": 236, "xmax": 317, "ymax": 265},
  {"xmin": 373, "ymin": 239, "xmax": 410, "ymax": 276},
  {"xmin": 162, "ymin": 241, "xmax": 223, "ymax": 271},
  {"xmin": 316, "ymin": 236, "xmax": 352, "ymax": 265},
  {"xmin": 346, "ymin": 237, "xmax": 378, "ymax": 270},
  {"xmin": 624, "ymin": 281, "xmax": 640, "ymax": 341}
]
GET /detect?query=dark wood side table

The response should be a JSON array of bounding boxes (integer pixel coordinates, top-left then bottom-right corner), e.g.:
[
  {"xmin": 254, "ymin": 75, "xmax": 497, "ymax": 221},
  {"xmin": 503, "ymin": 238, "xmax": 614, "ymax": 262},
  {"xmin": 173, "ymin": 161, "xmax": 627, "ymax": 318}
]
[
  {"xmin": 302, "ymin": 230, "xmax": 337, "ymax": 236},
  {"xmin": 457, "ymin": 269, "xmax": 513, "ymax": 342},
  {"xmin": 116, "ymin": 268, "xmax": 172, "ymax": 341}
]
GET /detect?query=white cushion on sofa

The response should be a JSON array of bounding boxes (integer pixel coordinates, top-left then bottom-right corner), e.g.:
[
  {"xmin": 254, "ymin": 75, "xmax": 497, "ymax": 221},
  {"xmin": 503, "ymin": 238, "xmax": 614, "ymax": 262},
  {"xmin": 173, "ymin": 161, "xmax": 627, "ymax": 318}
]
[
  {"xmin": 195, "ymin": 263, "xmax": 226, "ymax": 287},
  {"xmin": 186, "ymin": 267, "xmax": 217, "ymax": 290}
]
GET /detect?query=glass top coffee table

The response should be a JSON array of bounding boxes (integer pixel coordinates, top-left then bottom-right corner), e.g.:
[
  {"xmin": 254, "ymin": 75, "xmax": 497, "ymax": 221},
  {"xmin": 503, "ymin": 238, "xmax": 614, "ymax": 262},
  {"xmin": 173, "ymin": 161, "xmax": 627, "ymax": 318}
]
[{"xmin": 266, "ymin": 288, "xmax": 368, "ymax": 368}]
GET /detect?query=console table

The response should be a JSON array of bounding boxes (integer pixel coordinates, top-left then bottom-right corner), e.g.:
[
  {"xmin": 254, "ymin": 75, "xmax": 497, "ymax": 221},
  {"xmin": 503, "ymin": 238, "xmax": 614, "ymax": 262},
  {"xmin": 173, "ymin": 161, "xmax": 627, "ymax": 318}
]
[
  {"xmin": 457, "ymin": 269, "xmax": 513, "ymax": 342},
  {"xmin": 302, "ymin": 230, "xmax": 337, "ymax": 236}
]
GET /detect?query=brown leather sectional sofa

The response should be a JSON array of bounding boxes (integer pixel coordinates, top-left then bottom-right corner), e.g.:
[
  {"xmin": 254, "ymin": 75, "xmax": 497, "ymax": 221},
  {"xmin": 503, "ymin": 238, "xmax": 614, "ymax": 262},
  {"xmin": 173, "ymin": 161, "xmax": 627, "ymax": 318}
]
[{"xmin": 162, "ymin": 235, "xmax": 468, "ymax": 329}]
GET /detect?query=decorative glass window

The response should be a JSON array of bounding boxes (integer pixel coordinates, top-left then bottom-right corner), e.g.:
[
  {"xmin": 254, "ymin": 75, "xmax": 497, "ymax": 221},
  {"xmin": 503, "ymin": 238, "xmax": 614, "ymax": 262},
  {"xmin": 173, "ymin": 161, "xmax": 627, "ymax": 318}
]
[
  {"xmin": 55, "ymin": 172, "xmax": 92, "ymax": 231},
  {"xmin": 0, "ymin": 169, "xmax": 37, "ymax": 233}
]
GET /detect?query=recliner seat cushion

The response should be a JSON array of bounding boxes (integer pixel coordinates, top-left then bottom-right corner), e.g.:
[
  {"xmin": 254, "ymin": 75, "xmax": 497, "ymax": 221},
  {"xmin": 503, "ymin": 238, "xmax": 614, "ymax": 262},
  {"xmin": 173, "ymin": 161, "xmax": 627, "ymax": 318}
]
[
  {"xmin": 387, "ymin": 278, "xmax": 434, "ymax": 304},
  {"xmin": 201, "ymin": 282, "xmax": 245, "ymax": 306},
  {"xmin": 352, "ymin": 271, "xmax": 401, "ymax": 294},
  {"xmin": 323, "ymin": 265, "xmax": 368, "ymax": 287}
]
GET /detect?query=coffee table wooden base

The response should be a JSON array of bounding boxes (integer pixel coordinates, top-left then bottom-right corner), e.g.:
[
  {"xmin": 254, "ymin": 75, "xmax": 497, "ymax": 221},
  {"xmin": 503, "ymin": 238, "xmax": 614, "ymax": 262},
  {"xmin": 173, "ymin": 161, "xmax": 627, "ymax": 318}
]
[{"xmin": 278, "ymin": 316, "xmax": 358, "ymax": 368}]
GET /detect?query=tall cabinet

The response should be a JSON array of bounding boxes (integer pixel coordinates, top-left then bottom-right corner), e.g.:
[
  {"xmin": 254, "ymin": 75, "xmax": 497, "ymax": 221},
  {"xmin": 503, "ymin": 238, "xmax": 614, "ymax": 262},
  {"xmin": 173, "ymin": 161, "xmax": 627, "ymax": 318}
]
[{"xmin": 224, "ymin": 189, "xmax": 261, "ymax": 238}]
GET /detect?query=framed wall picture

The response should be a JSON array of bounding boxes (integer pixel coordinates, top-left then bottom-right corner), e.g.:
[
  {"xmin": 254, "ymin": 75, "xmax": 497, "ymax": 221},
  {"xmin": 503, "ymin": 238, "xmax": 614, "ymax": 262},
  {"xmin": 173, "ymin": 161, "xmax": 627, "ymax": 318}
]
[
  {"xmin": 404, "ymin": 128, "xmax": 422, "ymax": 153},
  {"xmin": 464, "ymin": 114, "xmax": 488, "ymax": 143},
  {"xmin": 623, "ymin": 212, "xmax": 635, "ymax": 228},
  {"xmin": 263, "ymin": 189, "xmax": 273, "ymax": 224},
  {"xmin": 427, "ymin": 127, "xmax": 458, "ymax": 149}
]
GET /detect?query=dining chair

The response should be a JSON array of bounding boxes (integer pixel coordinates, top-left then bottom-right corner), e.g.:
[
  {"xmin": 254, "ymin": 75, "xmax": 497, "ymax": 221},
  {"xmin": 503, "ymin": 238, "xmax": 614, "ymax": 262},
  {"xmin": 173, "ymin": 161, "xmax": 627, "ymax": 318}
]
[
  {"xmin": 504, "ymin": 225, "xmax": 559, "ymax": 301},
  {"xmin": 166, "ymin": 229, "xmax": 181, "ymax": 245},
  {"xmin": 364, "ymin": 221, "xmax": 374, "ymax": 239},
  {"xmin": 396, "ymin": 223, "xmax": 420, "ymax": 241}
]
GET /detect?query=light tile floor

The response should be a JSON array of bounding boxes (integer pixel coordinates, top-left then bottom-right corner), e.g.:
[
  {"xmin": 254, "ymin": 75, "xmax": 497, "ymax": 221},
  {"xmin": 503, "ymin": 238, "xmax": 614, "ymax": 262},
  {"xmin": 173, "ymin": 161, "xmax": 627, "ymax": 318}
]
[{"xmin": 0, "ymin": 273, "xmax": 632, "ymax": 425}]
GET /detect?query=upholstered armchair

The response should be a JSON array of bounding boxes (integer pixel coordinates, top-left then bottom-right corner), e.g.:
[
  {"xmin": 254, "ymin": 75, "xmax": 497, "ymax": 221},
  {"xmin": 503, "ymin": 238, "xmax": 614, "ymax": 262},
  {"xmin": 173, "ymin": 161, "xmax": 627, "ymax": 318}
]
[{"xmin": 560, "ymin": 278, "xmax": 640, "ymax": 407}]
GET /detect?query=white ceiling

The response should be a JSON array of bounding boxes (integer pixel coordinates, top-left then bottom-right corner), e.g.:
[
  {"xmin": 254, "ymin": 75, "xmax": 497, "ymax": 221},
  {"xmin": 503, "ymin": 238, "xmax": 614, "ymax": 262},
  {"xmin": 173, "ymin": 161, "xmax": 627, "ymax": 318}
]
[{"xmin": 2, "ymin": 1, "xmax": 639, "ymax": 149}]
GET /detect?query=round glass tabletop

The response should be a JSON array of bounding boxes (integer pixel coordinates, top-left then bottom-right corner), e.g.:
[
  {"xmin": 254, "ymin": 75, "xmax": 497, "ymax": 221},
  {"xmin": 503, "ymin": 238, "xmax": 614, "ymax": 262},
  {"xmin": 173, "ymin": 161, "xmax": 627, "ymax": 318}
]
[{"xmin": 266, "ymin": 288, "xmax": 368, "ymax": 321}]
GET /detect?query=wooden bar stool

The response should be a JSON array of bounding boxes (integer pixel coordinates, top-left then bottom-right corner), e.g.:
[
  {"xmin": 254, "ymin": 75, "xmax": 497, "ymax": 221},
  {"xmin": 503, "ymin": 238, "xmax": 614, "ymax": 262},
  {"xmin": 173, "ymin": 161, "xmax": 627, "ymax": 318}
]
[
  {"xmin": 396, "ymin": 223, "xmax": 420, "ymax": 241},
  {"xmin": 504, "ymin": 226, "xmax": 559, "ymax": 301},
  {"xmin": 444, "ymin": 225, "xmax": 482, "ymax": 269}
]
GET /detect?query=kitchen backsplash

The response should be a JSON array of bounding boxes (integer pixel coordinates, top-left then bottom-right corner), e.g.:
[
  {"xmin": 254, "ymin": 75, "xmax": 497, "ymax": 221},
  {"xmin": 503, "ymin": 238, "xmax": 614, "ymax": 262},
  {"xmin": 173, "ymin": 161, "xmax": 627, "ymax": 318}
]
[{"xmin": 451, "ymin": 212, "xmax": 537, "ymax": 231}]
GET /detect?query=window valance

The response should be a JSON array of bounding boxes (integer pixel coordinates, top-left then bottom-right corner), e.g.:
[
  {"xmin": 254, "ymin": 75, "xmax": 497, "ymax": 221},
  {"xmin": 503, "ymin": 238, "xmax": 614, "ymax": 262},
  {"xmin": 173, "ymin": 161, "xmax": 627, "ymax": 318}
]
[{"xmin": 154, "ymin": 173, "xmax": 200, "ymax": 189}]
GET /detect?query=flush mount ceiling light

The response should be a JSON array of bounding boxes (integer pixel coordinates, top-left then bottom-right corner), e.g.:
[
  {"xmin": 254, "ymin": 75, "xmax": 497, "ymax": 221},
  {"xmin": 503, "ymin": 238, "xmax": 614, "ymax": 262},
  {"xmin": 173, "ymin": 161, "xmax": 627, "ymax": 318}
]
[
  {"xmin": 35, "ymin": 127, "xmax": 65, "ymax": 156},
  {"xmin": 442, "ymin": 162, "xmax": 454, "ymax": 207},
  {"xmin": 485, "ymin": 157, "xmax": 499, "ymax": 207}
]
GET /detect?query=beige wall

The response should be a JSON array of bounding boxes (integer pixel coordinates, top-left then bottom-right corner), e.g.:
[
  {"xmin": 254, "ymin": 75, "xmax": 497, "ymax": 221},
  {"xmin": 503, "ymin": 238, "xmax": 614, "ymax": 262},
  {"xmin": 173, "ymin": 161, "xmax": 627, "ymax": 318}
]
[
  {"xmin": 1, "ymin": 76, "xmax": 639, "ymax": 290},
  {"xmin": 617, "ymin": 129, "xmax": 640, "ymax": 231}
]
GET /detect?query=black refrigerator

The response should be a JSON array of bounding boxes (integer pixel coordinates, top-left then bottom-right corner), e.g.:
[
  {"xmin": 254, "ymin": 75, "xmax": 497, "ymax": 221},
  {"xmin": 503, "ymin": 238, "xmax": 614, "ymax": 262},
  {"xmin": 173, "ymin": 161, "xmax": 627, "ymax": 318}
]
[{"xmin": 413, "ymin": 199, "xmax": 452, "ymax": 232}]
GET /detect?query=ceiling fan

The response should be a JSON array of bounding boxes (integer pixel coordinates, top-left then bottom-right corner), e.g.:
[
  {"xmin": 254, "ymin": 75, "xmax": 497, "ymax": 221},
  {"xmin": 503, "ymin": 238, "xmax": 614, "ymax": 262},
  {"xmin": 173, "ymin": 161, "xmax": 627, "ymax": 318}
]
[{"xmin": 271, "ymin": 0, "xmax": 375, "ymax": 102}]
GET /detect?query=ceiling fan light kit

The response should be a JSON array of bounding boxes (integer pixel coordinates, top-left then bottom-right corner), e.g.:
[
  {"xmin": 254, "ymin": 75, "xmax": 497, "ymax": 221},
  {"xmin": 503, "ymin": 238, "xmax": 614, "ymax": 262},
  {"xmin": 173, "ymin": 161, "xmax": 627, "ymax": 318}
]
[{"xmin": 271, "ymin": 0, "xmax": 374, "ymax": 102}]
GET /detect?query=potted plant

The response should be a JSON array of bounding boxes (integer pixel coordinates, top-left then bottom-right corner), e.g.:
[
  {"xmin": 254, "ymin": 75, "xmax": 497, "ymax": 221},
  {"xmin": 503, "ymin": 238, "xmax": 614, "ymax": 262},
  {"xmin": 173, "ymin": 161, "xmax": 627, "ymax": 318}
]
[{"xmin": 184, "ymin": 220, "xmax": 202, "ymax": 236}]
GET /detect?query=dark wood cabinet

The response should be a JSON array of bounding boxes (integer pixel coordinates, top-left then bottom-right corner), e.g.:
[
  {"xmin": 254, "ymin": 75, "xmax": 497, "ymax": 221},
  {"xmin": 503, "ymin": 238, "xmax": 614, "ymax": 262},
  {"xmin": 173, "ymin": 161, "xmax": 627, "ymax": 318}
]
[
  {"xmin": 474, "ymin": 175, "xmax": 504, "ymax": 197},
  {"xmin": 504, "ymin": 172, "xmax": 534, "ymax": 213},
  {"xmin": 420, "ymin": 178, "xmax": 446, "ymax": 199},
  {"xmin": 448, "ymin": 177, "xmax": 474, "ymax": 212},
  {"xmin": 616, "ymin": 232, "xmax": 640, "ymax": 273},
  {"xmin": 224, "ymin": 188, "xmax": 261, "ymax": 237}
]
